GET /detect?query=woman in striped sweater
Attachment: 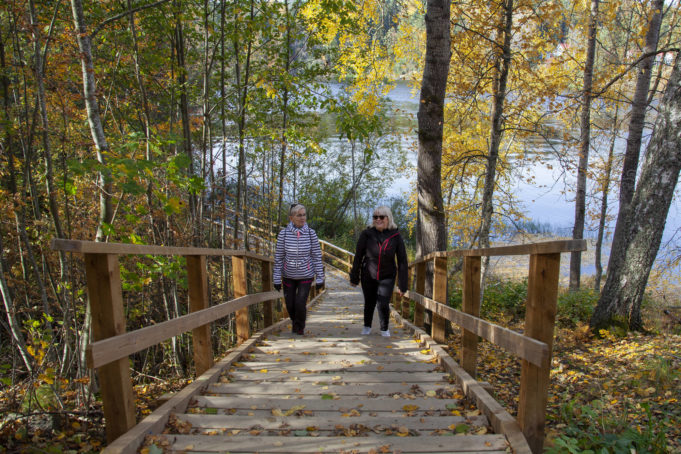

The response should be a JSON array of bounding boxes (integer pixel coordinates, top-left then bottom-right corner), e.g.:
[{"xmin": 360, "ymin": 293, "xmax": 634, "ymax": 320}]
[{"xmin": 273, "ymin": 204, "xmax": 325, "ymax": 335}]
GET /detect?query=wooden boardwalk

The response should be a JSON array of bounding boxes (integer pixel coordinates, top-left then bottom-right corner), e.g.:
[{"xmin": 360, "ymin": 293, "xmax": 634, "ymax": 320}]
[{"xmin": 141, "ymin": 269, "xmax": 510, "ymax": 453}]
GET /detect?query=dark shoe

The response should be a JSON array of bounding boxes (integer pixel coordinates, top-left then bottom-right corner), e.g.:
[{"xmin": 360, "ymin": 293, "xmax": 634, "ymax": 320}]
[{"xmin": 296, "ymin": 328, "xmax": 305, "ymax": 335}]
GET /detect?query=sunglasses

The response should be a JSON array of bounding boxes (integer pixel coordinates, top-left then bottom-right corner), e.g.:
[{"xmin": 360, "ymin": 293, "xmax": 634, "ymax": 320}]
[{"xmin": 372, "ymin": 215, "xmax": 386, "ymax": 220}]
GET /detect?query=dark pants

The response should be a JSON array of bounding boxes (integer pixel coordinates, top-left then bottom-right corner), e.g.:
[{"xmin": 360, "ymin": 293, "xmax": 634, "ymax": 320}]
[
  {"xmin": 361, "ymin": 275, "xmax": 395, "ymax": 331},
  {"xmin": 283, "ymin": 277, "xmax": 312, "ymax": 333}
]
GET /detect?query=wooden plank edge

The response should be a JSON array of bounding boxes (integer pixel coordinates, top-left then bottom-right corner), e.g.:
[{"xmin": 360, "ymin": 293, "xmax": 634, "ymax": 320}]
[
  {"xmin": 100, "ymin": 314, "xmax": 290, "ymax": 454},
  {"xmin": 100, "ymin": 290, "xmax": 329, "ymax": 454},
  {"xmin": 391, "ymin": 308, "xmax": 533, "ymax": 454}
]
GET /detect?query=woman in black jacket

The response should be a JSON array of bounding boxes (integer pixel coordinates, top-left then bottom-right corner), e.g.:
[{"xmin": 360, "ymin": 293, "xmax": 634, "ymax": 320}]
[{"xmin": 349, "ymin": 206, "xmax": 408, "ymax": 337}]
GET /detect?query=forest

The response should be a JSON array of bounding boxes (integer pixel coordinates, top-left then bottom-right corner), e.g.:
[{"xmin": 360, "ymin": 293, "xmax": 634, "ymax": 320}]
[{"xmin": 0, "ymin": 0, "xmax": 680, "ymax": 452}]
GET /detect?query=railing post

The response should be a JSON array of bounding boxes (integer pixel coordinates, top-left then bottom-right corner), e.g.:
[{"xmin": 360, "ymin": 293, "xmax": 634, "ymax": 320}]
[
  {"xmin": 518, "ymin": 253, "xmax": 560, "ymax": 454},
  {"xmin": 431, "ymin": 256, "xmax": 447, "ymax": 343},
  {"xmin": 413, "ymin": 261, "xmax": 426, "ymax": 327},
  {"xmin": 84, "ymin": 253, "xmax": 135, "ymax": 443},
  {"xmin": 461, "ymin": 255, "xmax": 481, "ymax": 377},
  {"xmin": 232, "ymin": 255, "xmax": 249, "ymax": 343},
  {"xmin": 401, "ymin": 266, "xmax": 412, "ymax": 319},
  {"xmin": 261, "ymin": 260, "xmax": 274, "ymax": 326},
  {"xmin": 186, "ymin": 255, "xmax": 213, "ymax": 376}
]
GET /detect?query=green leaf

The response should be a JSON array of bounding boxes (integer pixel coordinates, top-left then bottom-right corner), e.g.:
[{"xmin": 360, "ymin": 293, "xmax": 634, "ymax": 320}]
[{"xmin": 321, "ymin": 394, "xmax": 334, "ymax": 400}]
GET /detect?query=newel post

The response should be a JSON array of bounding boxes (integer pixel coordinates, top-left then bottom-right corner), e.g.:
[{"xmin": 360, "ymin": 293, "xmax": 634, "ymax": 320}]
[
  {"xmin": 232, "ymin": 255, "xmax": 249, "ymax": 343},
  {"xmin": 518, "ymin": 253, "xmax": 560, "ymax": 454},
  {"xmin": 431, "ymin": 256, "xmax": 447, "ymax": 343},
  {"xmin": 186, "ymin": 255, "xmax": 213, "ymax": 376},
  {"xmin": 461, "ymin": 255, "xmax": 481, "ymax": 377},
  {"xmin": 261, "ymin": 260, "xmax": 274, "ymax": 327},
  {"xmin": 402, "ymin": 266, "xmax": 412, "ymax": 319},
  {"xmin": 84, "ymin": 253, "xmax": 135, "ymax": 443},
  {"xmin": 413, "ymin": 261, "xmax": 426, "ymax": 327}
]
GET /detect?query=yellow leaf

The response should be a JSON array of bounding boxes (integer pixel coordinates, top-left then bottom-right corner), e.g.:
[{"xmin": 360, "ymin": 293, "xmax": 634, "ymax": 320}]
[
  {"xmin": 260, "ymin": 369, "xmax": 268, "ymax": 373},
  {"xmin": 402, "ymin": 405, "xmax": 419, "ymax": 412}
]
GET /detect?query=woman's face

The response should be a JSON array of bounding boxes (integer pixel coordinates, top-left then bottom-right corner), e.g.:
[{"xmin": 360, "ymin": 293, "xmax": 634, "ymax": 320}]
[
  {"xmin": 372, "ymin": 213, "xmax": 387, "ymax": 231},
  {"xmin": 290, "ymin": 208, "xmax": 307, "ymax": 228}
]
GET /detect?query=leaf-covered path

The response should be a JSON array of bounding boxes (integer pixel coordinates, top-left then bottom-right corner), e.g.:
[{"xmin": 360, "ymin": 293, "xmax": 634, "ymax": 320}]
[{"xmin": 140, "ymin": 269, "xmax": 510, "ymax": 453}]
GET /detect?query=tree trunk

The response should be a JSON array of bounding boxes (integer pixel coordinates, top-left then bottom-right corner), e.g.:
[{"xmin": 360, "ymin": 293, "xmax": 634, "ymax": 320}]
[
  {"xmin": 173, "ymin": 0, "xmax": 196, "ymax": 243},
  {"xmin": 569, "ymin": 0, "xmax": 599, "ymax": 291},
  {"xmin": 416, "ymin": 0, "xmax": 450, "ymax": 295},
  {"xmin": 479, "ymin": 0, "xmax": 513, "ymax": 285},
  {"xmin": 70, "ymin": 0, "xmax": 114, "ymax": 243},
  {"xmin": 591, "ymin": 53, "xmax": 681, "ymax": 332},
  {"xmin": 594, "ymin": 107, "xmax": 618, "ymax": 292},
  {"xmin": 601, "ymin": 0, "xmax": 664, "ymax": 293}
]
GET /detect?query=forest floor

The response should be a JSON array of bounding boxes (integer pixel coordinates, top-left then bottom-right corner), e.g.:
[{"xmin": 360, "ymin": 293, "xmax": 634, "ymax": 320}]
[
  {"xmin": 1, "ymin": 327, "xmax": 679, "ymax": 453},
  {"xmin": 449, "ymin": 325, "xmax": 681, "ymax": 453}
]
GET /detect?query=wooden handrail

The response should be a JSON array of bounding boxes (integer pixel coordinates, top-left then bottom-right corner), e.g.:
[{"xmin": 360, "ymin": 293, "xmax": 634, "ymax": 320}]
[
  {"xmin": 86, "ymin": 291, "xmax": 281, "ymax": 368},
  {"xmin": 409, "ymin": 239, "xmax": 587, "ymax": 266},
  {"xmin": 404, "ymin": 290, "xmax": 549, "ymax": 367},
  {"xmin": 51, "ymin": 238, "xmax": 273, "ymax": 262}
]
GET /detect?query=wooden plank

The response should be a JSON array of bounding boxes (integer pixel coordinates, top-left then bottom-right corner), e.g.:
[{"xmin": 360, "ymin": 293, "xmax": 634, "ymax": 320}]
[
  {"xmin": 261, "ymin": 260, "xmax": 274, "ymax": 327},
  {"xmin": 462, "ymin": 255, "xmax": 481, "ymax": 377},
  {"xmin": 232, "ymin": 255, "xmax": 249, "ymax": 343},
  {"xmin": 207, "ymin": 382, "xmax": 461, "ymax": 396},
  {"xmin": 86, "ymin": 291, "xmax": 279, "ymax": 368},
  {"xmin": 404, "ymin": 291, "xmax": 548, "ymax": 367},
  {"xmin": 84, "ymin": 253, "xmax": 136, "ymax": 443},
  {"xmin": 229, "ymin": 361, "xmax": 438, "ymax": 373},
  {"xmin": 101, "ymin": 312, "xmax": 296, "ymax": 454},
  {"xmin": 414, "ymin": 261, "xmax": 426, "ymax": 327},
  {"xmin": 51, "ymin": 238, "xmax": 273, "ymax": 262},
  {"xmin": 224, "ymin": 371, "xmax": 448, "ymax": 383},
  {"xmin": 175, "ymin": 414, "xmax": 477, "ymax": 431},
  {"xmin": 518, "ymin": 253, "xmax": 560, "ymax": 454},
  {"xmin": 157, "ymin": 434, "xmax": 508, "ymax": 453},
  {"xmin": 186, "ymin": 255, "xmax": 213, "ymax": 376},
  {"xmin": 193, "ymin": 396, "xmax": 466, "ymax": 412},
  {"xmin": 432, "ymin": 256, "xmax": 447, "ymax": 343}
]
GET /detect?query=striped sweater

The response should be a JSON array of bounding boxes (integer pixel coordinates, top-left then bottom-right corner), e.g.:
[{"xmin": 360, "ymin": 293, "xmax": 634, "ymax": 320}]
[{"xmin": 273, "ymin": 222, "xmax": 325, "ymax": 285}]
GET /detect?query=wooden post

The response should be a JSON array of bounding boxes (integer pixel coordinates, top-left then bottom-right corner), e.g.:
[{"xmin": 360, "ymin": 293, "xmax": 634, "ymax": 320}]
[
  {"xmin": 261, "ymin": 260, "xmax": 274, "ymax": 326},
  {"xmin": 84, "ymin": 253, "xmax": 135, "ymax": 443},
  {"xmin": 401, "ymin": 267, "xmax": 412, "ymax": 319},
  {"xmin": 461, "ymin": 255, "xmax": 481, "ymax": 377},
  {"xmin": 414, "ymin": 261, "xmax": 426, "ymax": 327},
  {"xmin": 431, "ymin": 256, "xmax": 447, "ymax": 343},
  {"xmin": 232, "ymin": 255, "xmax": 249, "ymax": 343},
  {"xmin": 186, "ymin": 255, "xmax": 213, "ymax": 376},
  {"xmin": 518, "ymin": 253, "xmax": 560, "ymax": 454}
]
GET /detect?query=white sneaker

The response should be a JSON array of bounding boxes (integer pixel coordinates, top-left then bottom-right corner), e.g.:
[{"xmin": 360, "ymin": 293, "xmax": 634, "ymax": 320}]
[
  {"xmin": 380, "ymin": 330, "xmax": 390, "ymax": 337},
  {"xmin": 361, "ymin": 326, "xmax": 371, "ymax": 335}
]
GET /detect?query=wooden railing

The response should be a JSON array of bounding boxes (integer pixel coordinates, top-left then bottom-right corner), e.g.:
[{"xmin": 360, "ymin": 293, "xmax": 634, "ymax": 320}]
[
  {"xmin": 319, "ymin": 239, "xmax": 354, "ymax": 273},
  {"xmin": 396, "ymin": 239, "xmax": 586, "ymax": 454},
  {"xmin": 49, "ymin": 239, "xmax": 325, "ymax": 444}
]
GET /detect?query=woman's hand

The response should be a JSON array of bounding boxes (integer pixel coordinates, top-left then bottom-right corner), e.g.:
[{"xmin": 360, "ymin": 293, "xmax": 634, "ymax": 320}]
[{"xmin": 397, "ymin": 289, "xmax": 404, "ymax": 298}]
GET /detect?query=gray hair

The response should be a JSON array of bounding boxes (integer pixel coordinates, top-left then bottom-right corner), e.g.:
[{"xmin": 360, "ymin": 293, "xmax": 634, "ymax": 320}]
[
  {"xmin": 369, "ymin": 205, "xmax": 397, "ymax": 229},
  {"xmin": 289, "ymin": 203, "xmax": 306, "ymax": 217}
]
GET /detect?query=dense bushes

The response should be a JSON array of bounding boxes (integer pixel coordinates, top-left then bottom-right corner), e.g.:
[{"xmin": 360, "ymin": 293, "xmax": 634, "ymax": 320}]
[{"xmin": 448, "ymin": 278, "xmax": 599, "ymax": 327}]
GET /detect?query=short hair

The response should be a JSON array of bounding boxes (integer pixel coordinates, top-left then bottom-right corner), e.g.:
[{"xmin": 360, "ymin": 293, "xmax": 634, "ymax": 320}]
[
  {"xmin": 369, "ymin": 205, "xmax": 397, "ymax": 229},
  {"xmin": 289, "ymin": 203, "xmax": 306, "ymax": 217}
]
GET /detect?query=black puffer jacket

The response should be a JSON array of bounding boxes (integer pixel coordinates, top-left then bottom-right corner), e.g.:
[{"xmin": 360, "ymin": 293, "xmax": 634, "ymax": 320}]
[{"xmin": 349, "ymin": 227, "xmax": 408, "ymax": 292}]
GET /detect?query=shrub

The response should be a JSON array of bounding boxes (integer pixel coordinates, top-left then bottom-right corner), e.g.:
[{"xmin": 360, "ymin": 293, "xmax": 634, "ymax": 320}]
[
  {"xmin": 480, "ymin": 279, "xmax": 527, "ymax": 321},
  {"xmin": 546, "ymin": 400, "xmax": 668, "ymax": 454},
  {"xmin": 556, "ymin": 288, "xmax": 598, "ymax": 328}
]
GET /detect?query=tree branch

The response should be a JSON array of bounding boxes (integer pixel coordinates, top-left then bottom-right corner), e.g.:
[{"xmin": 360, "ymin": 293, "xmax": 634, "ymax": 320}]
[
  {"xmin": 592, "ymin": 47, "xmax": 680, "ymax": 98},
  {"xmin": 90, "ymin": 0, "xmax": 171, "ymax": 38}
]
